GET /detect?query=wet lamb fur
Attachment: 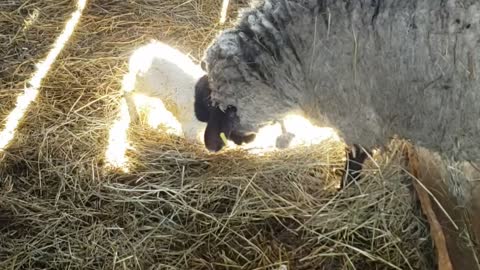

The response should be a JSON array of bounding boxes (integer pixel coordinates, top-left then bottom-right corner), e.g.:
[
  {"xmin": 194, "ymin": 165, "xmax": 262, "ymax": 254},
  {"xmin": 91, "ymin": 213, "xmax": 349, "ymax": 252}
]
[{"xmin": 195, "ymin": 0, "xmax": 480, "ymax": 185}]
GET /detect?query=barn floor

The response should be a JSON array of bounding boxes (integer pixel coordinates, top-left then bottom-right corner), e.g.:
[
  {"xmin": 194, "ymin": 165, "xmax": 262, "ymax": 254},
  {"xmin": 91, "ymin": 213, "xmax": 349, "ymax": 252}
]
[{"xmin": 0, "ymin": 0, "xmax": 478, "ymax": 269}]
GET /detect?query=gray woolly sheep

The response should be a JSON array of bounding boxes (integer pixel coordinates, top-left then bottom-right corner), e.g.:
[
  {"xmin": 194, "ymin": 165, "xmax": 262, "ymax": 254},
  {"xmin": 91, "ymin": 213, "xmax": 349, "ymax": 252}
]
[{"xmin": 194, "ymin": 0, "xmax": 480, "ymax": 189}]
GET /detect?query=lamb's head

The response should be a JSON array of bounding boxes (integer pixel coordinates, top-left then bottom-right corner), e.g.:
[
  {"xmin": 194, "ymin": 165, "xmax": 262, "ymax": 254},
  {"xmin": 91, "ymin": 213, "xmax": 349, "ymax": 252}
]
[{"xmin": 194, "ymin": 74, "xmax": 256, "ymax": 152}]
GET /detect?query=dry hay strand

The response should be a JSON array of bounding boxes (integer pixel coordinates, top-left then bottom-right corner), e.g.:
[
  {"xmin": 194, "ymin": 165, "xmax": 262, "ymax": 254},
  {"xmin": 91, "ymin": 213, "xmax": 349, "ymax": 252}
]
[
  {"xmin": 0, "ymin": 0, "xmax": 435, "ymax": 269},
  {"xmin": 0, "ymin": 0, "xmax": 247, "ymax": 168},
  {"xmin": 0, "ymin": 129, "xmax": 435, "ymax": 269},
  {"xmin": 0, "ymin": 0, "xmax": 77, "ymax": 124}
]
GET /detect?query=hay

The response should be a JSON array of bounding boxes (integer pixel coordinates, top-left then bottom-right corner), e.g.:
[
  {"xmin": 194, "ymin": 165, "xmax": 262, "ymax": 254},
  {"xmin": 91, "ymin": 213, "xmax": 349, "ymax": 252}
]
[
  {"xmin": 1, "ymin": 132, "xmax": 434, "ymax": 269},
  {"xmin": 0, "ymin": 0, "xmax": 77, "ymax": 121},
  {"xmin": 0, "ymin": 0, "xmax": 435, "ymax": 269}
]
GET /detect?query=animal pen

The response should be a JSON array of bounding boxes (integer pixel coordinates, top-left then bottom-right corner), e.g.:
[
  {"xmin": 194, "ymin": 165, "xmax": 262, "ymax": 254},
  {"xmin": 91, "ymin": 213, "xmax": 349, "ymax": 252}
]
[{"xmin": 0, "ymin": 0, "xmax": 478, "ymax": 269}]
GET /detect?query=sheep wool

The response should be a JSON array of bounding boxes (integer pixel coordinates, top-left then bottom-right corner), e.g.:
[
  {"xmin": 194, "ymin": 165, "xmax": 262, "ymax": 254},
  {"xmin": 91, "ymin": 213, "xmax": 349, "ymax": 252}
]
[
  {"xmin": 203, "ymin": 0, "xmax": 480, "ymax": 162},
  {"xmin": 202, "ymin": 0, "xmax": 480, "ymax": 164}
]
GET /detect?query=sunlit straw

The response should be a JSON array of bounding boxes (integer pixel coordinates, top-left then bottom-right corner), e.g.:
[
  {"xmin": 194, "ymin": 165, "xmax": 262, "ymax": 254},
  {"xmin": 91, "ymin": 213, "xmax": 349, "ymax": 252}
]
[
  {"xmin": 105, "ymin": 98, "xmax": 131, "ymax": 171},
  {"xmin": 0, "ymin": 0, "xmax": 87, "ymax": 152},
  {"xmin": 282, "ymin": 114, "xmax": 339, "ymax": 146},
  {"xmin": 235, "ymin": 113, "xmax": 340, "ymax": 155},
  {"xmin": 219, "ymin": 0, "xmax": 230, "ymax": 25}
]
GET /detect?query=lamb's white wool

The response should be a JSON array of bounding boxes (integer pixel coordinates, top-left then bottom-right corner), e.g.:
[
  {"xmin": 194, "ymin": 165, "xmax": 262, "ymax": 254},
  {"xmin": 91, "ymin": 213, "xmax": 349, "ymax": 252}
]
[{"xmin": 125, "ymin": 41, "xmax": 206, "ymax": 142}]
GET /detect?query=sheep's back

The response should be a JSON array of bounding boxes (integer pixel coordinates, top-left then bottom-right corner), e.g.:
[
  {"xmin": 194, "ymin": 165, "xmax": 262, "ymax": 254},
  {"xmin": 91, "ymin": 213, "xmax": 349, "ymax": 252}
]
[
  {"xmin": 204, "ymin": 0, "xmax": 480, "ymax": 162},
  {"xmin": 296, "ymin": 1, "xmax": 480, "ymax": 162}
]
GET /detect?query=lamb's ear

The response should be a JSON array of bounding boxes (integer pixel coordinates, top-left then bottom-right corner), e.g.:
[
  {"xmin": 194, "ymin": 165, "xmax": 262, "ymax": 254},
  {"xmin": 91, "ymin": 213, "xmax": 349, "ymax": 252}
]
[
  {"xmin": 194, "ymin": 75, "xmax": 212, "ymax": 122},
  {"xmin": 204, "ymin": 107, "xmax": 228, "ymax": 152}
]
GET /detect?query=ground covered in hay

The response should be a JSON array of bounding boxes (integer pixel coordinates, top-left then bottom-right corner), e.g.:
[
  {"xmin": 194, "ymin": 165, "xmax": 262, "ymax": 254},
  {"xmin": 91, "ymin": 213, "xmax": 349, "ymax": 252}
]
[{"xmin": 0, "ymin": 0, "xmax": 435, "ymax": 269}]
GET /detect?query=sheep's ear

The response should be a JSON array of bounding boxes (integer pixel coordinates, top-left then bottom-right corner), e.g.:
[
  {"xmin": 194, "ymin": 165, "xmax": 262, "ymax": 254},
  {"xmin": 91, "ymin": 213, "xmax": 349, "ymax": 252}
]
[
  {"xmin": 200, "ymin": 61, "xmax": 207, "ymax": 71},
  {"xmin": 194, "ymin": 75, "xmax": 212, "ymax": 122},
  {"xmin": 204, "ymin": 107, "xmax": 228, "ymax": 152}
]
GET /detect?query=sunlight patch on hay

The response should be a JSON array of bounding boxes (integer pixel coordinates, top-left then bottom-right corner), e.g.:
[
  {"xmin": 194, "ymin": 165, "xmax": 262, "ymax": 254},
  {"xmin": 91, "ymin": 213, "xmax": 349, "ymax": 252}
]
[
  {"xmin": 0, "ymin": 0, "xmax": 86, "ymax": 152},
  {"xmin": 233, "ymin": 122, "xmax": 283, "ymax": 154},
  {"xmin": 105, "ymin": 98, "xmax": 131, "ymax": 172},
  {"xmin": 283, "ymin": 114, "xmax": 340, "ymax": 145},
  {"xmin": 228, "ymin": 113, "xmax": 340, "ymax": 155},
  {"xmin": 220, "ymin": 0, "xmax": 230, "ymax": 24}
]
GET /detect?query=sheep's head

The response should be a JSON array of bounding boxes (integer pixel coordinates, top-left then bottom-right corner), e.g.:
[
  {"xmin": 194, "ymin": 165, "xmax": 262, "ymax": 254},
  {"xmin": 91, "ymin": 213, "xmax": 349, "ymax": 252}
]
[
  {"xmin": 194, "ymin": 75, "xmax": 256, "ymax": 152},
  {"xmin": 195, "ymin": 30, "xmax": 298, "ymax": 152}
]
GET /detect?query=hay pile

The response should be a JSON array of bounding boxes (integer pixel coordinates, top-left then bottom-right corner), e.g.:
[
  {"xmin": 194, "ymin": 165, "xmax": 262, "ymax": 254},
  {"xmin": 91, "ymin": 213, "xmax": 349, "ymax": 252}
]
[{"xmin": 0, "ymin": 0, "xmax": 434, "ymax": 269}]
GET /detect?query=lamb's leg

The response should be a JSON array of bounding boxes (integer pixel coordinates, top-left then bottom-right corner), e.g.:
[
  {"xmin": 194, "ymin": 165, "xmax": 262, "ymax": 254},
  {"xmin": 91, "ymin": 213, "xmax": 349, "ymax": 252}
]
[
  {"xmin": 340, "ymin": 144, "xmax": 370, "ymax": 189},
  {"xmin": 275, "ymin": 120, "xmax": 295, "ymax": 149},
  {"xmin": 124, "ymin": 92, "xmax": 140, "ymax": 124}
]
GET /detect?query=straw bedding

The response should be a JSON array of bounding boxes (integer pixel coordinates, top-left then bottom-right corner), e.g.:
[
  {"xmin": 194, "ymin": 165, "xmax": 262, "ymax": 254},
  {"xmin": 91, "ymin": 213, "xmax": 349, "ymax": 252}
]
[{"xmin": 0, "ymin": 0, "xmax": 435, "ymax": 269}]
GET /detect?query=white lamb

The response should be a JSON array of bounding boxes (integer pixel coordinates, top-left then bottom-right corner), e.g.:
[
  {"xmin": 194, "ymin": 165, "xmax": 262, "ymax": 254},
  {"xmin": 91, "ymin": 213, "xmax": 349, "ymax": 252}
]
[{"xmin": 123, "ymin": 40, "xmax": 207, "ymax": 143}]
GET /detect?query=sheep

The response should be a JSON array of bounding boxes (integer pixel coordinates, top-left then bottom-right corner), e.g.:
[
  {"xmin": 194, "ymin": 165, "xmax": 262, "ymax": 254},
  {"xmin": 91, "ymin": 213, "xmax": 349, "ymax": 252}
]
[
  {"xmin": 194, "ymin": 0, "xmax": 480, "ymax": 192},
  {"xmin": 123, "ymin": 41, "xmax": 209, "ymax": 143}
]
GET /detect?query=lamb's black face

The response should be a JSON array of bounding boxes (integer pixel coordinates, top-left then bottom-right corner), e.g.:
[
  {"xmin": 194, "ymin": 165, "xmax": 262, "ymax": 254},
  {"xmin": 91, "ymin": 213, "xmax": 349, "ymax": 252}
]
[{"xmin": 194, "ymin": 75, "xmax": 256, "ymax": 152}]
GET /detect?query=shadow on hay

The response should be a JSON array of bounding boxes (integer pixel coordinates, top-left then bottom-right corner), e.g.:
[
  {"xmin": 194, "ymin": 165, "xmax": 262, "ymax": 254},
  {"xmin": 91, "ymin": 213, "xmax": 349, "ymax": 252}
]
[
  {"xmin": 72, "ymin": 127, "xmax": 434, "ymax": 269},
  {"xmin": 0, "ymin": 77, "xmax": 435, "ymax": 269},
  {"xmin": 0, "ymin": 126, "xmax": 432, "ymax": 267},
  {"xmin": 0, "ymin": 156, "xmax": 436, "ymax": 269}
]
